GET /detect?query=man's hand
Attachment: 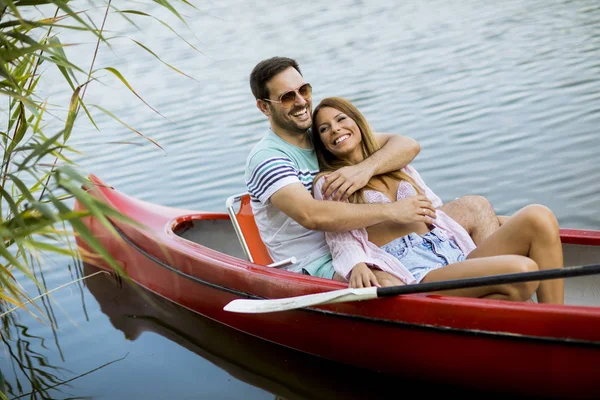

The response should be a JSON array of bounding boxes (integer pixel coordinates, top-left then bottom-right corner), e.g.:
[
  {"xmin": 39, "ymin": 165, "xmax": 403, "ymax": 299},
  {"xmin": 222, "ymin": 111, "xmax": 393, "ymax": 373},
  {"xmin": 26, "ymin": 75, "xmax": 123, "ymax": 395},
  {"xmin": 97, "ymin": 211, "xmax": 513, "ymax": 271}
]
[
  {"xmin": 389, "ymin": 195, "xmax": 437, "ymax": 225},
  {"xmin": 349, "ymin": 263, "xmax": 381, "ymax": 288},
  {"xmin": 321, "ymin": 164, "xmax": 374, "ymax": 201}
]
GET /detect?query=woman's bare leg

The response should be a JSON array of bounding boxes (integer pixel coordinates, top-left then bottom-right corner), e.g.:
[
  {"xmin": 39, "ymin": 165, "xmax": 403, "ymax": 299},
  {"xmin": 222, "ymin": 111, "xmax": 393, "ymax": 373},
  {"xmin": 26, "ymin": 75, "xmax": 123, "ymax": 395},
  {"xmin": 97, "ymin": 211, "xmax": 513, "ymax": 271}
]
[
  {"xmin": 466, "ymin": 204, "xmax": 564, "ymax": 304},
  {"xmin": 421, "ymin": 255, "xmax": 539, "ymax": 301},
  {"xmin": 372, "ymin": 270, "xmax": 404, "ymax": 287}
]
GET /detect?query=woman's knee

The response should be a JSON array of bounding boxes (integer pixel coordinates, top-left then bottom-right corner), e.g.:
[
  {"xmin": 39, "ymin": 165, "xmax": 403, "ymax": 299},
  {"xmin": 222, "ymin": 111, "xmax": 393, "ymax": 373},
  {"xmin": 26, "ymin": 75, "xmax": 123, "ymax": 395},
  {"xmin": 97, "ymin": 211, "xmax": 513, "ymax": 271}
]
[
  {"xmin": 518, "ymin": 204, "xmax": 560, "ymax": 236},
  {"xmin": 504, "ymin": 256, "xmax": 539, "ymax": 301},
  {"xmin": 497, "ymin": 254, "xmax": 537, "ymax": 273},
  {"xmin": 504, "ymin": 281, "xmax": 539, "ymax": 301}
]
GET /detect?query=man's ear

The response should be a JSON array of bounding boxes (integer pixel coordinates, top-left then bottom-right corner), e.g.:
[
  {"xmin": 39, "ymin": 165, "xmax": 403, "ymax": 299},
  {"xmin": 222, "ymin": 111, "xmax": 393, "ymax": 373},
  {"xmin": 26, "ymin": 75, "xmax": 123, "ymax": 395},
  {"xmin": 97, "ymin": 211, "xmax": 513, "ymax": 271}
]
[{"xmin": 256, "ymin": 99, "xmax": 270, "ymax": 117}]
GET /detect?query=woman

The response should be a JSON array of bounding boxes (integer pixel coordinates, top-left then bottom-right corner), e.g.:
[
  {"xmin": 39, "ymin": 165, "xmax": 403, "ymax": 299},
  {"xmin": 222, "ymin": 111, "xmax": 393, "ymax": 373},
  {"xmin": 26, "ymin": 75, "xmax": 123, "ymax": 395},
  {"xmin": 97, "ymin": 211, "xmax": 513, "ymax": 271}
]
[{"xmin": 311, "ymin": 97, "xmax": 564, "ymax": 304}]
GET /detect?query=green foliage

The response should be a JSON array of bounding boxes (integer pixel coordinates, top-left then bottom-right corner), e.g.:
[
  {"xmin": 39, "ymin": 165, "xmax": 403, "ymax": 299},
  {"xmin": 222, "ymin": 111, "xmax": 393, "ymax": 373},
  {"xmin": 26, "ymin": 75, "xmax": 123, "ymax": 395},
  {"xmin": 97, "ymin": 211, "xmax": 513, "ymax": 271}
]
[{"xmin": 0, "ymin": 1, "xmax": 196, "ymax": 319}]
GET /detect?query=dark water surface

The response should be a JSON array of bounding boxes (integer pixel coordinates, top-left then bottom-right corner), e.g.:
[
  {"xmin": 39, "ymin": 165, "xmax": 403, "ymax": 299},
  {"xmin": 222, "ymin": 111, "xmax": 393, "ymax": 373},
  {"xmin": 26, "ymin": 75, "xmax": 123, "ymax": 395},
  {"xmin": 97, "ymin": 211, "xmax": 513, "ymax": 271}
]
[{"xmin": 1, "ymin": 0, "xmax": 599, "ymax": 398}]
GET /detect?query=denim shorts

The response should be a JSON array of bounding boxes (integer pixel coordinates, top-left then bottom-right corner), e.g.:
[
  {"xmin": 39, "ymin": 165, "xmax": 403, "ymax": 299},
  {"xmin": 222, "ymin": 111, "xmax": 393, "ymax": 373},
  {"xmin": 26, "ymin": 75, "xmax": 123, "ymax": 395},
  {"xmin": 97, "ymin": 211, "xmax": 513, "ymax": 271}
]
[{"xmin": 380, "ymin": 228, "xmax": 466, "ymax": 283}]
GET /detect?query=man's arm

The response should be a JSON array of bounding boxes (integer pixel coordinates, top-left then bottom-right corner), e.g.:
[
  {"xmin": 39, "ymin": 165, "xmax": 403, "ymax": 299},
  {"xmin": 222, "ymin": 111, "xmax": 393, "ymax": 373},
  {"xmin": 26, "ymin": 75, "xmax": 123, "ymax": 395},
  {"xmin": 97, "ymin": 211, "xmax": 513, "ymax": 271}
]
[
  {"xmin": 321, "ymin": 134, "xmax": 420, "ymax": 200},
  {"xmin": 370, "ymin": 133, "xmax": 421, "ymax": 176},
  {"xmin": 271, "ymin": 182, "xmax": 436, "ymax": 232}
]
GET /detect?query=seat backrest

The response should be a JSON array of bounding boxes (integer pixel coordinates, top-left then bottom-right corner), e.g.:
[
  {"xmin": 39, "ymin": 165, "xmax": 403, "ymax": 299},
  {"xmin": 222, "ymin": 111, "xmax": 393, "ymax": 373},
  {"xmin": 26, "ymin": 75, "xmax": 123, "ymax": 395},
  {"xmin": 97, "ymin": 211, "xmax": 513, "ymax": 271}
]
[{"xmin": 231, "ymin": 193, "xmax": 274, "ymax": 266}]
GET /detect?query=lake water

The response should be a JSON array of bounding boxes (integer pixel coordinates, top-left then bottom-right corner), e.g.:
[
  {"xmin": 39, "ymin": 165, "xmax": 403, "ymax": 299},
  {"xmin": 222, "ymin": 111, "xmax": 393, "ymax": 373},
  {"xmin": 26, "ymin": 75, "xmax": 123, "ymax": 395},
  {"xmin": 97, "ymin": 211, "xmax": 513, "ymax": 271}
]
[{"xmin": 1, "ymin": 0, "xmax": 599, "ymax": 398}]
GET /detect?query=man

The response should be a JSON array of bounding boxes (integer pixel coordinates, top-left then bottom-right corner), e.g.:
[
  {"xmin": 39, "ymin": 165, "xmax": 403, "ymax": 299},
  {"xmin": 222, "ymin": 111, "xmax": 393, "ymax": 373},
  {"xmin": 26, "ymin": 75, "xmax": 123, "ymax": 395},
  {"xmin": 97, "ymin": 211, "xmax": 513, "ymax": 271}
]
[{"xmin": 245, "ymin": 56, "xmax": 499, "ymax": 280}]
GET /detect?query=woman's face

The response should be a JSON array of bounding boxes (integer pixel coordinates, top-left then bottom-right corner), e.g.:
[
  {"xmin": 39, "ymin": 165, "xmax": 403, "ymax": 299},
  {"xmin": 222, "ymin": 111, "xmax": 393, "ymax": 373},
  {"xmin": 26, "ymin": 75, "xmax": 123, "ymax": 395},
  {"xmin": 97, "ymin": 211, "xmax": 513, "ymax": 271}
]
[{"xmin": 315, "ymin": 106, "xmax": 363, "ymax": 162}]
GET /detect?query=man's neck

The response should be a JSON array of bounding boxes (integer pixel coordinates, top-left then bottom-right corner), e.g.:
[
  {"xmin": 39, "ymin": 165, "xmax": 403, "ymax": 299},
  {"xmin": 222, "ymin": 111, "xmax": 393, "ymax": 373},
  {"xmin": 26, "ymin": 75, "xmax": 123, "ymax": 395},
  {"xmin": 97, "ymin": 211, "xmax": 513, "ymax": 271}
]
[{"xmin": 270, "ymin": 125, "xmax": 312, "ymax": 149}]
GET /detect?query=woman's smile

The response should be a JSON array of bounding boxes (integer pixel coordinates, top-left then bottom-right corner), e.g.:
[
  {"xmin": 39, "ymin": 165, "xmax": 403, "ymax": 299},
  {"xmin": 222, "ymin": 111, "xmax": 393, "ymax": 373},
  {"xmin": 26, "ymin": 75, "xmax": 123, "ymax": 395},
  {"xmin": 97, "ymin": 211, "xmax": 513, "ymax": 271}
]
[{"xmin": 333, "ymin": 133, "xmax": 351, "ymax": 145}]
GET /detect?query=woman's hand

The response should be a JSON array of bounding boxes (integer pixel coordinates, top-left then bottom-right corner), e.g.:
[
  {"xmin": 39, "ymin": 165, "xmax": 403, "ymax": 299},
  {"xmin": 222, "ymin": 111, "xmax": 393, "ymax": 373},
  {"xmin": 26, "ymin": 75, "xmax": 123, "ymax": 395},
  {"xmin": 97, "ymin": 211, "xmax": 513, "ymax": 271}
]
[
  {"xmin": 388, "ymin": 195, "xmax": 437, "ymax": 225},
  {"xmin": 321, "ymin": 165, "xmax": 373, "ymax": 201},
  {"xmin": 349, "ymin": 263, "xmax": 381, "ymax": 288}
]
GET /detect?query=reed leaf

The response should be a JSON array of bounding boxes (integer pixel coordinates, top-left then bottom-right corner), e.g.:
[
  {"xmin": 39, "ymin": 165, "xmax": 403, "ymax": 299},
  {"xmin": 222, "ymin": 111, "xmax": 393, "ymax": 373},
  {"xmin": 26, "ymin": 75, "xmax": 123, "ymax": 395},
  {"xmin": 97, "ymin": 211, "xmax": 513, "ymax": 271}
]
[
  {"xmin": 0, "ymin": 291, "xmax": 20, "ymax": 308},
  {"xmin": 36, "ymin": 1, "xmax": 102, "ymax": 39},
  {"xmin": 6, "ymin": 103, "xmax": 27, "ymax": 153},
  {"xmin": 102, "ymin": 67, "xmax": 164, "ymax": 118},
  {"xmin": 1, "ymin": 0, "xmax": 23, "ymax": 21},
  {"xmin": 47, "ymin": 36, "xmax": 85, "ymax": 81},
  {"xmin": 0, "ymin": 87, "xmax": 36, "ymax": 108},
  {"xmin": 152, "ymin": 0, "xmax": 185, "ymax": 24},
  {"xmin": 10, "ymin": 1, "xmax": 55, "ymax": 6},
  {"xmin": 8, "ymin": 175, "xmax": 35, "ymax": 209},
  {"xmin": 118, "ymin": 9, "xmax": 203, "ymax": 54},
  {"xmin": 0, "ymin": 186, "xmax": 24, "ymax": 227},
  {"xmin": 62, "ymin": 83, "xmax": 81, "ymax": 141},
  {"xmin": 14, "ymin": 130, "xmax": 64, "ymax": 171},
  {"xmin": 0, "ymin": 60, "xmax": 20, "ymax": 90},
  {"xmin": 56, "ymin": 169, "xmax": 143, "ymax": 238},
  {"xmin": 0, "ymin": 244, "xmax": 38, "ymax": 299},
  {"xmin": 31, "ymin": 98, "xmax": 47, "ymax": 133},
  {"xmin": 131, "ymin": 39, "xmax": 199, "ymax": 82},
  {"xmin": 24, "ymin": 240, "xmax": 73, "ymax": 257},
  {"xmin": 52, "ymin": 199, "xmax": 125, "ymax": 278},
  {"xmin": 0, "ymin": 42, "xmax": 63, "ymax": 63},
  {"xmin": 7, "ymin": 102, "xmax": 21, "ymax": 132},
  {"xmin": 1, "ymin": 30, "xmax": 39, "ymax": 46},
  {"xmin": 179, "ymin": 0, "xmax": 197, "ymax": 9},
  {"xmin": 111, "ymin": 5, "xmax": 140, "ymax": 29},
  {"xmin": 90, "ymin": 104, "xmax": 165, "ymax": 151}
]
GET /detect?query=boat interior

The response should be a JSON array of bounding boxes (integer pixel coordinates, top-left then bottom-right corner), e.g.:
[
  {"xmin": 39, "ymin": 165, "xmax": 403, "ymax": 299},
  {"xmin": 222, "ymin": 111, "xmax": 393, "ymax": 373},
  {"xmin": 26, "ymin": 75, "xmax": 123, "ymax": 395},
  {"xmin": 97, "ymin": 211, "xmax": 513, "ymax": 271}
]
[
  {"xmin": 172, "ymin": 193, "xmax": 600, "ymax": 308},
  {"xmin": 174, "ymin": 217, "xmax": 247, "ymax": 261}
]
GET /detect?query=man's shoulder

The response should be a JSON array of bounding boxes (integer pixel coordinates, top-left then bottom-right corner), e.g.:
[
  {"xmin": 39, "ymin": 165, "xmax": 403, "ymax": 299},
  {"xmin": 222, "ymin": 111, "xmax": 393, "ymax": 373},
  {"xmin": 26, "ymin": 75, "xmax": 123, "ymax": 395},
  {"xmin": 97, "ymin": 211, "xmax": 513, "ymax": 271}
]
[
  {"xmin": 248, "ymin": 133, "xmax": 287, "ymax": 158},
  {"xmin": 246, "ymin": 133, "xmax": 297, "ymax": 169},
  {"xmin": 245, "ymin": 133, "xmax": 291, "ymax": 180}
]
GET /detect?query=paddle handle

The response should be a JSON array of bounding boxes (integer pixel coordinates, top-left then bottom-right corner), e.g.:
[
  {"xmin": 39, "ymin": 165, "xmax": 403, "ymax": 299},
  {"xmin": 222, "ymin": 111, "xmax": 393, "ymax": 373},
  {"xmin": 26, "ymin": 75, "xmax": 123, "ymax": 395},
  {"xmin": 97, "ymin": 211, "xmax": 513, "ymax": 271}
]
[{"xmin": 376, "ymin": 263, "xmax": 600, "ymax": 298}]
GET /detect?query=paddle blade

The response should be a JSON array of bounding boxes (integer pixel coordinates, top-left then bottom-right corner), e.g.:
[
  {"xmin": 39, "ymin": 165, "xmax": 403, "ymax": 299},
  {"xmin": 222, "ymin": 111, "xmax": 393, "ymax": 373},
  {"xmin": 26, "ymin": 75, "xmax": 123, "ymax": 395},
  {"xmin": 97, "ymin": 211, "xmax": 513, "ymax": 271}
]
[{"xmin": 223, "ymin": 287, "xmax": 378, "ymax": 313}]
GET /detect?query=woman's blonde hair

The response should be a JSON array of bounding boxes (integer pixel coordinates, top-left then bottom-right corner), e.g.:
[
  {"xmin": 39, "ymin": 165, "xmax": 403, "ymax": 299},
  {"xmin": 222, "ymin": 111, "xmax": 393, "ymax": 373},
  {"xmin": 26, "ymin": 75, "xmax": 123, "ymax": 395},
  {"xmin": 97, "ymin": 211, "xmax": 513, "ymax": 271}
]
[{"xmin": 311, "ymin": 97, "xmax": 421, "ymax": 204}]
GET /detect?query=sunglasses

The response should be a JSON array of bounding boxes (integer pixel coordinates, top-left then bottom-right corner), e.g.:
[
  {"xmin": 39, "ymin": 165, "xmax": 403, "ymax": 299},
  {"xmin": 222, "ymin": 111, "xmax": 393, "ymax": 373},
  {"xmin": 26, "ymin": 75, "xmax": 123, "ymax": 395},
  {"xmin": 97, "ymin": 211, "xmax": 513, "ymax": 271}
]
[{"xmin": 263, "ymin": 83, "xmax": 312, "ymax": 108}]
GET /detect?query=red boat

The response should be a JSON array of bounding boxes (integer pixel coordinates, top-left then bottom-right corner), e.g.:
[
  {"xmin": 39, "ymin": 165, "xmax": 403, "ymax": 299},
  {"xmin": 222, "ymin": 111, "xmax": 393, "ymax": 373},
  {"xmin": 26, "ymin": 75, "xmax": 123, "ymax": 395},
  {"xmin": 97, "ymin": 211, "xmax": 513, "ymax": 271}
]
[
  {"xmin": 75, "ymin": 174, "xmax": 600, "ymax": 399},
  {"xmin": 83, "ymin": 262, "xmax": 486, "ymax": 399}
]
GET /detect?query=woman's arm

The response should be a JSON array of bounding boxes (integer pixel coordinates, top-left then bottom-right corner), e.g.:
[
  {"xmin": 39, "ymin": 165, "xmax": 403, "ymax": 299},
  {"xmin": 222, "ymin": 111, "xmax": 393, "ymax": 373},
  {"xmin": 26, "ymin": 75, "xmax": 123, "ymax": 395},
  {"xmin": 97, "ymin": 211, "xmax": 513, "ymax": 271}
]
[
  {"xmin": 314, "ymin": 177, "xmax": 379, "ymax": 280},
  {"xmin": 313, "ymin": 177, "xmax": 418, "ymax": 285}
]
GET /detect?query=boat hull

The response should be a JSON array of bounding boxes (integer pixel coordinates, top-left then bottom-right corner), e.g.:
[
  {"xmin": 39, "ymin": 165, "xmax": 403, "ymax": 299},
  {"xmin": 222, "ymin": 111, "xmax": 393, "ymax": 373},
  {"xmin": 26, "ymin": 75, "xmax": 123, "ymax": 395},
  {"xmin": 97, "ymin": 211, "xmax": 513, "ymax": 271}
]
[{"xmin": 75, "ymin": 175, "xmax": 600, "ymax": 399}]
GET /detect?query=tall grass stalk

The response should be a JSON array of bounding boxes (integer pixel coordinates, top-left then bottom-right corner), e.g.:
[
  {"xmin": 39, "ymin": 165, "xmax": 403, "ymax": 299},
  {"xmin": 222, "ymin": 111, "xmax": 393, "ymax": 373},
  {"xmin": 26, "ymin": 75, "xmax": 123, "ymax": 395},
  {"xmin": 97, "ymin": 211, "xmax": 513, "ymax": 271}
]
[{"xmin": 0, "ymin": 1, "xmax": 197, "ymax": 321}]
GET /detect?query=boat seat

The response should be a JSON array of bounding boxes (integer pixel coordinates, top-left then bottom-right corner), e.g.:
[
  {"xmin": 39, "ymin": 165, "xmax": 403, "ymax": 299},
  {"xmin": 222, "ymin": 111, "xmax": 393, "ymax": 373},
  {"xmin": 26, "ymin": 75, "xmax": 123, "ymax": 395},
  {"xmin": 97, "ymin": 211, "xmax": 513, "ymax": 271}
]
[{"xmin": 226, "ymin": 192, "xmax": 296, "ymax": 268}]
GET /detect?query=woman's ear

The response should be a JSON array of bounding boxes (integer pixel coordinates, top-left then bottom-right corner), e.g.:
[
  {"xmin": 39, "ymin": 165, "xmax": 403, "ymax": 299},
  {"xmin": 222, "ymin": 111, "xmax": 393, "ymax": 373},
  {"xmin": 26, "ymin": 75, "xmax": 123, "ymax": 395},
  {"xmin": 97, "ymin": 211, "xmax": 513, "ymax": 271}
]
[{"xmin": 256, "ymin": 99, "xmax": 270, "ymax": 117}]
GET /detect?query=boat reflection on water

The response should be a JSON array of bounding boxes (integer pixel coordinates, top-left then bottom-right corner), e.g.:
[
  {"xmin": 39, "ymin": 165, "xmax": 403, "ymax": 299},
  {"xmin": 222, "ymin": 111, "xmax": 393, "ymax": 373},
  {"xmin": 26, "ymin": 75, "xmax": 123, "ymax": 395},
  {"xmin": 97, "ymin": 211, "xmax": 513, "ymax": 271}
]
[{"xmin": 83, "ymin": 263, "xmax": 545, "ymax": 400}]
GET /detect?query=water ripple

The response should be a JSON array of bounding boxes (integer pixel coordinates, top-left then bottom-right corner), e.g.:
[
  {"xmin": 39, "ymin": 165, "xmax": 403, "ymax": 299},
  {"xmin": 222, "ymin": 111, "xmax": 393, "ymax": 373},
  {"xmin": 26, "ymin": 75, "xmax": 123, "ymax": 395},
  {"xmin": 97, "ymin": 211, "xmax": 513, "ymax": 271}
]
[{"xmin": 6, "ymin": 1, "xmax": 600, "ymax": 399}]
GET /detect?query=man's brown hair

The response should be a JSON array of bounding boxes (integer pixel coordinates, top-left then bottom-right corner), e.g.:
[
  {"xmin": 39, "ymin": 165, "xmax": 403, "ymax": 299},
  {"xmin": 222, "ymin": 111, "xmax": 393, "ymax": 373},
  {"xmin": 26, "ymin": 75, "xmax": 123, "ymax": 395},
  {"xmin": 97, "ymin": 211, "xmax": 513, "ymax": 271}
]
[{"xmin": 250, "ymin": 57, "xmax": 302, "ymax": 101}]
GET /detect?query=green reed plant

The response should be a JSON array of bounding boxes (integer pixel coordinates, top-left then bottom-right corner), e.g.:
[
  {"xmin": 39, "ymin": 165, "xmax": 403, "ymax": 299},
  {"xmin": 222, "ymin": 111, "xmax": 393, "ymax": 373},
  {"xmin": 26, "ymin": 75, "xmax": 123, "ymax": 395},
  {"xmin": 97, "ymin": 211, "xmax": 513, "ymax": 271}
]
[{"xmin": 0, "ymin": 0, "xmax": 197, "ymax": 321}]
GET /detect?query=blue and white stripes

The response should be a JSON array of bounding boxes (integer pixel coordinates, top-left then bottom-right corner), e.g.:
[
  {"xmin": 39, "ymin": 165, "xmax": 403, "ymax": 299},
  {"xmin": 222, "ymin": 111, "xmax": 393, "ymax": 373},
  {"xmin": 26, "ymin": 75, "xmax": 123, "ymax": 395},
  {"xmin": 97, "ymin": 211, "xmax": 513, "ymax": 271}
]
[{"xmin": 247, "ymin": 156, "xmax": 318, "ymax": 202}]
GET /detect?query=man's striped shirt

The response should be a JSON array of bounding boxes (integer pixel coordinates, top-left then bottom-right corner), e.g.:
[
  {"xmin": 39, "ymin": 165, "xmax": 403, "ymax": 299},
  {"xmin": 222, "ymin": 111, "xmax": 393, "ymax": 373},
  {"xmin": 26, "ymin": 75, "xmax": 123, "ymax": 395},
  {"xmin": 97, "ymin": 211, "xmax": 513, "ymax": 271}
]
[{"xmin": 244, "ymin": 130, "xmax": 331, "ymax": 274}]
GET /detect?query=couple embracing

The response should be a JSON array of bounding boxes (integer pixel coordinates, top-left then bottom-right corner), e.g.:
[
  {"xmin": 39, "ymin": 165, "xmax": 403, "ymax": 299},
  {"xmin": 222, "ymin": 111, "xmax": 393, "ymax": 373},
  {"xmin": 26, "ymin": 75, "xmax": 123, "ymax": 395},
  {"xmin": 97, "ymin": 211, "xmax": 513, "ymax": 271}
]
[{"xmin": 245, "ymin": 56, "xmax": 564, "ymax": 305}]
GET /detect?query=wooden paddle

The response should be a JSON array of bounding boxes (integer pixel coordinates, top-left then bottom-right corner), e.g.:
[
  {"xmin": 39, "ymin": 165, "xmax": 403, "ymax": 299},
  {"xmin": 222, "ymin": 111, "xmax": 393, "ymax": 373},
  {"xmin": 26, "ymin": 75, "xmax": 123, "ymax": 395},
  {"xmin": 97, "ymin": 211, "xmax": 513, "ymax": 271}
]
[{"xmin": 223, "ymin": 263, "xmax": 600, "ymax": 313}]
